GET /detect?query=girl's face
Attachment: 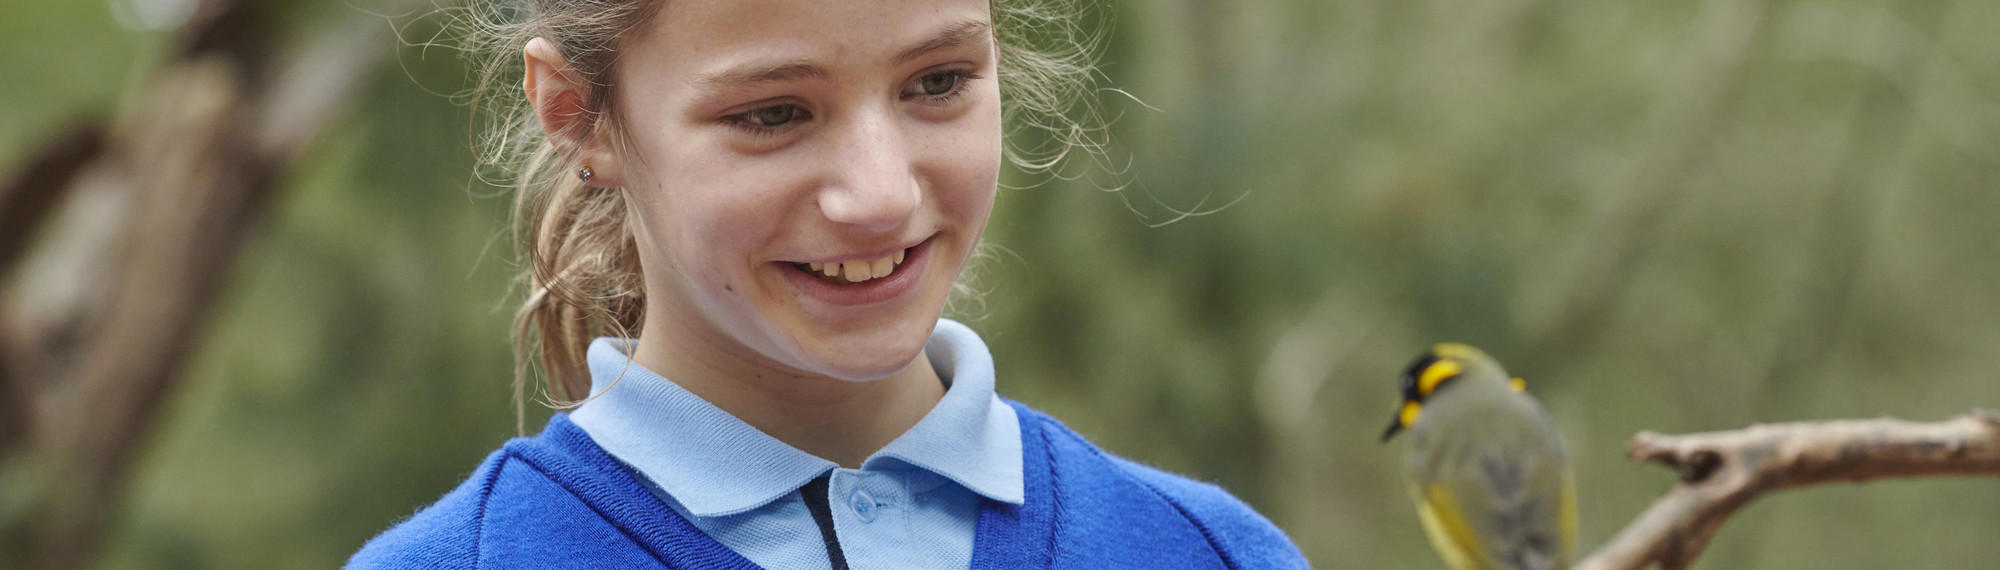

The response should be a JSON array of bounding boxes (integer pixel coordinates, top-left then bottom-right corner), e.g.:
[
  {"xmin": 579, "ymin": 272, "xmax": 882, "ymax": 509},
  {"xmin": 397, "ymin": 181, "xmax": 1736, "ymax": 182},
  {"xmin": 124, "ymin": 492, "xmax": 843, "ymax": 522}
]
[{"xmin": 610, "ymin": 0, "xmax": 1001, "ymax": 382}]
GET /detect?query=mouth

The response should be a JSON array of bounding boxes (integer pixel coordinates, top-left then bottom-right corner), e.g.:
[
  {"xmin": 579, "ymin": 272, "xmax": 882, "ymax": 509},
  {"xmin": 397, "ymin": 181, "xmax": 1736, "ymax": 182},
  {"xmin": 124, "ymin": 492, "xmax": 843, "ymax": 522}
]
[
  {"xmin": 792, "ymin": 246, "xmax": 912, "ymax": 284},
  {"xmin": 778, "ymin": 237, "xmax": 934, "ymax": 307}
]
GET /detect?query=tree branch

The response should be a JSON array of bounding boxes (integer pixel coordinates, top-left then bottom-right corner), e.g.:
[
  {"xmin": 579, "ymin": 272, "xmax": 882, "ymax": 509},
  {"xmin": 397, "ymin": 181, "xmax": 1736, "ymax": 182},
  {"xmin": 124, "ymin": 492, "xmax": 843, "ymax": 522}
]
[
  {"xmin": 1574, "ymin": 410, "xmax": 2000, "ymax": 570},
  {"xmin": 0, "ymin": 1, "xmax": 419, "ymax": 566}
]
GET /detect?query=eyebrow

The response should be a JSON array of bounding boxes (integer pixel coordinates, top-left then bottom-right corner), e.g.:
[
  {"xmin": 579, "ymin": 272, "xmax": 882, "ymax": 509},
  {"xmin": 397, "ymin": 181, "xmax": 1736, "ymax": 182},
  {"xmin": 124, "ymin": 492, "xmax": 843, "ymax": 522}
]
[
  {"xmin": 692, "ymin": 60, "xmax": 829, "ymax": 93},
  {"xmin": 690, "ymin": 20, "xmax": 993, "ymax": 93},
  {"xmin": 892, "ymin": 20, "xmax": 992, "ymax": 66}
]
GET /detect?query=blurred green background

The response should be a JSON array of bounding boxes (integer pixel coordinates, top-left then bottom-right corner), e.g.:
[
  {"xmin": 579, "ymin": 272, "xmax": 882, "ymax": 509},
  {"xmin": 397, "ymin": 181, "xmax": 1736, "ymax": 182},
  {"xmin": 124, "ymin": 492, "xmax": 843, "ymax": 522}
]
[{"xmin": 5, "ymin": 0, "xmax": 1999, "ymax": 567}]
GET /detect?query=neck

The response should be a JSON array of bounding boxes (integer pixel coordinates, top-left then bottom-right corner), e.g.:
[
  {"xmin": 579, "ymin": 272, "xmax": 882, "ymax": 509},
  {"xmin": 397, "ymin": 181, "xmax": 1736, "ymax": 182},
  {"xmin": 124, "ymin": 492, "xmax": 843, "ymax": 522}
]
[{"xmin": 629, "ymin": 323, "xmax": 945, "ymax": 469}]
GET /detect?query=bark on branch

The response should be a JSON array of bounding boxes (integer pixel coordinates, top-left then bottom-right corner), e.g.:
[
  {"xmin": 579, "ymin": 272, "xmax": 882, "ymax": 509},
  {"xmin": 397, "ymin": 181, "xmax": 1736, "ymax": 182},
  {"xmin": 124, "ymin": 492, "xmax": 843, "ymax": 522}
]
[
  {"xmin": 0, "ymin": 1, "xmax": 417, "ymax": 566},
  {"xmin": 1574, "ymin": 410, "xmax": 2000, "ymax": 570}
]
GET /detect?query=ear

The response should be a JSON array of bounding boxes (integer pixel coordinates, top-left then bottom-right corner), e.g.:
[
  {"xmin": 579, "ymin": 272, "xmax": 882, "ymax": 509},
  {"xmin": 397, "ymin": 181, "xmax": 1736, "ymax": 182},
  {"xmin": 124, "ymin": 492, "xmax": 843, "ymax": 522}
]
[{"xmin": 524, "ymin": 37, "xmax": 624, "ymax": 187}]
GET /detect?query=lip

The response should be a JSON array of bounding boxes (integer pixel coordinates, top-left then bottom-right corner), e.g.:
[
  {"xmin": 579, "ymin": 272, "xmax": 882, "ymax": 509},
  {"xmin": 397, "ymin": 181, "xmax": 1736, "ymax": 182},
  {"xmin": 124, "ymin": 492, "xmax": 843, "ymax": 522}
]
[
  {"xmin": 779, "ymin": 236, "xmax": 933, "ymax": 307},
  {"xmin": 788, "ymin": 236, "xmax": 929, "ymax": 266}
]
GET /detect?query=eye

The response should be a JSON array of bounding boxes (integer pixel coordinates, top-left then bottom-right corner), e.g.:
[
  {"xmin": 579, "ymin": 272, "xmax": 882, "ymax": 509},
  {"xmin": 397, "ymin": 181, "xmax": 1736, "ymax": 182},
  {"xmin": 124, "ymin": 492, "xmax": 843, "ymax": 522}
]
[
  {"xmin": 919, "ymin": 71, "xmax": 959, "ymax": 96},
  {"xmin": 746, "ymin": 104, "xmax": 803, "ymax": 127},
  {"xmin": 1400, "ymin": 353, "xmax": 1437, "ymax": 400},
  {"xmin": 723, "ymin": 102, "xmax": 813, "ymax": 136},
  {"xmin": 902, "ymin": 69, "xmax": 980, "ymax": 102}
]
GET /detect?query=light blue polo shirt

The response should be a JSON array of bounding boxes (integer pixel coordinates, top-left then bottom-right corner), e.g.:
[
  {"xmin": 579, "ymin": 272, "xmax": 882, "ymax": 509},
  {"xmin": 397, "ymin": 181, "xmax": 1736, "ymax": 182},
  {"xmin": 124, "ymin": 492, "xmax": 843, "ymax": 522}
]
[{"xmin": 568, "ymin": 319, "xmax": 1023, "ymax": 569}]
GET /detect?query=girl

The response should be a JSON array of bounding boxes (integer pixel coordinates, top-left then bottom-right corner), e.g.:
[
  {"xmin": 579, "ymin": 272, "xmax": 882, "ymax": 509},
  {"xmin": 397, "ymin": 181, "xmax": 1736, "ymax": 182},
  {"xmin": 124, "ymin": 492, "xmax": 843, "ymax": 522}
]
[{"xmin": 351, "ymin": 0, "xmax": 1305, "ymax": 567}]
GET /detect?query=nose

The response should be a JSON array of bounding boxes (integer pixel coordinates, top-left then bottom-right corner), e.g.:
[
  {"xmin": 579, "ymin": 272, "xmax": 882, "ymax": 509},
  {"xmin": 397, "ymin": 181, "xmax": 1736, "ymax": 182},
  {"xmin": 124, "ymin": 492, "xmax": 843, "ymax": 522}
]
[{"xmin": 816, "ymin": 111, "xmax": 921, "ymax": 232}]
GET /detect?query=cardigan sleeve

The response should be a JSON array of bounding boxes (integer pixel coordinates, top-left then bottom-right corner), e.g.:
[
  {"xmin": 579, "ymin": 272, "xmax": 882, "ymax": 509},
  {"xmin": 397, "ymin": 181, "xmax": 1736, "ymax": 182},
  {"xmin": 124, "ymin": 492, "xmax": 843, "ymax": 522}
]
[
  {"xmin": 1110, "ymin": 456, "xmax": 1311, "ymax": 570},
  {"xmin": 346, "ymin": 452, "xmax": 505, "ymax": 569}
]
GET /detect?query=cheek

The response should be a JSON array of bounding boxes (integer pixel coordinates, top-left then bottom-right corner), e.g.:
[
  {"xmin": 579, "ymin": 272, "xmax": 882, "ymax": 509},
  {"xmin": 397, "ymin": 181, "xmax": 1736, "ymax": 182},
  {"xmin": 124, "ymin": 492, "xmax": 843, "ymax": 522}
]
[
  {"xmin": 641, "ymin": 190, "xmax": 781, "ymax": 321},
  {"xmin": 931, "ymin": 95, "xmax": 1004, "ymax": 226},
  {"xmin": 664, "ymin": 183, "xmax": 788, "ymax": 280},
  {"xmin": 625, "ymin": 155, "xmax": 789, "ymax": 297}
]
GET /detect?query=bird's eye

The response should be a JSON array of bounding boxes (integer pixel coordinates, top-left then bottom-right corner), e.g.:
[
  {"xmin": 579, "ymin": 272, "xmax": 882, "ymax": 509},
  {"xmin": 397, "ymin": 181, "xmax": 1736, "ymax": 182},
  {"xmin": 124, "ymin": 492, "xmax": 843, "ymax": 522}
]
[{"xmin": 1400, "ymin": 354, "xmax": 1438, "ymax": 400}]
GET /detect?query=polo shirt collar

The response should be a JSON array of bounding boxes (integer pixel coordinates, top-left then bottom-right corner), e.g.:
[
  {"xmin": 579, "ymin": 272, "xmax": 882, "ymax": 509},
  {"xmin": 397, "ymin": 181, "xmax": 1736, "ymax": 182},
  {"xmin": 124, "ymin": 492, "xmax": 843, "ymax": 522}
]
[
  {"xmin": 568, "ymin": 319, "xmax": 1023, "ymax": 518},
  {"xmin": 870, "ymin": 319, "xmax": 1024, "ymax": 504}
]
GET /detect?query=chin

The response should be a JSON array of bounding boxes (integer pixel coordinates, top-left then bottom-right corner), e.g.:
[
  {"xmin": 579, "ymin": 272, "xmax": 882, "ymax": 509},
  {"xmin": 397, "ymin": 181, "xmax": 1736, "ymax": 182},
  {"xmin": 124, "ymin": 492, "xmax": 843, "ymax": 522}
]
[{"xmin": 791, "ymin": 318, "xmax": 937, "ymax": 382}]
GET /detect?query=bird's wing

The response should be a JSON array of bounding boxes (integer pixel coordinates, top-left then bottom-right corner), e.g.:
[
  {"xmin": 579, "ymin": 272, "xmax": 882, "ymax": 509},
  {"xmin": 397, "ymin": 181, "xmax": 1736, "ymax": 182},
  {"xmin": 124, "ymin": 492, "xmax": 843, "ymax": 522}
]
[
  {"xmin": 1454, "ymin": 446, "xmax": 1569, "ymax": 570},
  {"xmin": 1407, "ymin": 480, "xmax": 1487, "ymax": 570},
  {"xmin": 1504, "ymin": 402, "xmax": 1576, "ymax": 570},
  {"xmin": 1441, "ymin": 398, "xmax": 1573, "ymax": 570}
]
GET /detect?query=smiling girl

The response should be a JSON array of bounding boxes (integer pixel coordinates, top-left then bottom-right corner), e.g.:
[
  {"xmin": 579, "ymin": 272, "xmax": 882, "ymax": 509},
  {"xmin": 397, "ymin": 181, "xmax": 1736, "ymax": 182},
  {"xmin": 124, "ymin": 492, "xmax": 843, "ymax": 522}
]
[{"xmin": 350, "ymin": 0, "xmax": 1304, "ymax": 567}]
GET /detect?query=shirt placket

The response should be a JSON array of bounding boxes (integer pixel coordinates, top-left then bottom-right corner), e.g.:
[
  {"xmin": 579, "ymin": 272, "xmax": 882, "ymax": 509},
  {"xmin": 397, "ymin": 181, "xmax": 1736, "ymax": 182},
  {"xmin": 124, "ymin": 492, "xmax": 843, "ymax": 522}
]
[{"xmin": 827, "ymin": 469, "xmax": 910, "ymax": 568}]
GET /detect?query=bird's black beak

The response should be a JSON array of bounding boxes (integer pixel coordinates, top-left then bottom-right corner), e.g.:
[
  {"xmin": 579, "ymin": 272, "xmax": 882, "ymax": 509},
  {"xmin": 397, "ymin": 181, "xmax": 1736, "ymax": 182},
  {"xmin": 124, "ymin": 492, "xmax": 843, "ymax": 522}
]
[{"xmin": 1380, "ymin": 413, "xmax": 1405, "ymax": 442}]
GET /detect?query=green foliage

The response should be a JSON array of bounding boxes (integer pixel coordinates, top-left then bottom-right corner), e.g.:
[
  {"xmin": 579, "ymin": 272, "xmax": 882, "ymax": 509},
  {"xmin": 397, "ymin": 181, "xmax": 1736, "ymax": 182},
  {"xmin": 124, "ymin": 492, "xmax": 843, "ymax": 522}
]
[{"xmin": 4, "ymin": 0, "xmax": 1996, "ymax": 567}]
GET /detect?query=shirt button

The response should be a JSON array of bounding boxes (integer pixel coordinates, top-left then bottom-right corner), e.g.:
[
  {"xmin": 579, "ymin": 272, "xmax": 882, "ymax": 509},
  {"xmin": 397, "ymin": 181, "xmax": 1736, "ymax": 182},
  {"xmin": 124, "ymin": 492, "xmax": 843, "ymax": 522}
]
[{"xmin": 849, "ymin": 490, "xmax": 877, "ymax": 523}]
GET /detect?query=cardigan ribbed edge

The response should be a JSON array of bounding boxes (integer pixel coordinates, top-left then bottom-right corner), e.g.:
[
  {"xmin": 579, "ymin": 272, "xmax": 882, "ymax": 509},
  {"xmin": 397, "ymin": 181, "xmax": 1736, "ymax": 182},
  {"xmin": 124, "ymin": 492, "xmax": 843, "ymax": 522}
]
[{"xmin": 348, "ymin": 401, "xmax": 1307, "ymax": 569}]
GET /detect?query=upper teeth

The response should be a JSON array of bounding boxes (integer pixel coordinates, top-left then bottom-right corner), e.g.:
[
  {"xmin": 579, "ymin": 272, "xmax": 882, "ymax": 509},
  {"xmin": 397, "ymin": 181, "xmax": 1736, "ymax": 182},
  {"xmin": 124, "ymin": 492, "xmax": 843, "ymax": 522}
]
[{"xmin": 808, "ymin": 249, "xmax": 907, "ymax": 282}]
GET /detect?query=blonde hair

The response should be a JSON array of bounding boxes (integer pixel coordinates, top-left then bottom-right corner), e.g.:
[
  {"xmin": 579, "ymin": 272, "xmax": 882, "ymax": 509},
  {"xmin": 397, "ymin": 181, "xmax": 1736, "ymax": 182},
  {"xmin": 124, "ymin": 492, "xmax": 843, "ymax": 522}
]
[{"xmin": 453, "ymin": 0, "xmax": 1114, "ymax": 430}]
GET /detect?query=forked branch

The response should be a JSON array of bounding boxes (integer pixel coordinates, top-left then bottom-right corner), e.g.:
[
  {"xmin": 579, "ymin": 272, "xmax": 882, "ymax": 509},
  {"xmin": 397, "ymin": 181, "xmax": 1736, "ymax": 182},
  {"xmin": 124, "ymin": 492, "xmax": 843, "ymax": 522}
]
[{"xmin": 1574, "ymin": 410, "xmax": 2000, "ymax": 570}]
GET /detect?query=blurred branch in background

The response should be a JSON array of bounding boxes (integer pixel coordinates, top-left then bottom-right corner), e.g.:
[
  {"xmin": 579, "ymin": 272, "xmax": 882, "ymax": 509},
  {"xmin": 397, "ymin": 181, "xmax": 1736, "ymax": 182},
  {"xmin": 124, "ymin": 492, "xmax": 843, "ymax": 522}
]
[
  {"xmin": 1577, "ymin": 410, "xmax": 2000, "ymax": 570},
  {"xmin": 0, "ymin": 126, "xmax": 108, "ymax": 452},
  {"xmin": 0, "ymin": 0, "xmax": 413, "ymax": 566},
  {"xmin": 1521, "ymin": 0, "xmax": 1764, "ymax": 374},
  {"xmin": 0, "ymin": 0, "xmax": 1995, "ymax": 566},
  {"xmin": 1757, "ymin": 0, "xmax": 1945, "ymax": 401}
]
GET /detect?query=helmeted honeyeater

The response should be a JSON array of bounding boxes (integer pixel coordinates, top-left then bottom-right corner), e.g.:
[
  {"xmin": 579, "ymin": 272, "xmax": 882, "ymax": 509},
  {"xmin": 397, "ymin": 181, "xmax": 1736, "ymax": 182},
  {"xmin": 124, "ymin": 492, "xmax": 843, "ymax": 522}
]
[{"xmin": 1382, "ymin": 343, "xmax": 1576, "ymax": 570}]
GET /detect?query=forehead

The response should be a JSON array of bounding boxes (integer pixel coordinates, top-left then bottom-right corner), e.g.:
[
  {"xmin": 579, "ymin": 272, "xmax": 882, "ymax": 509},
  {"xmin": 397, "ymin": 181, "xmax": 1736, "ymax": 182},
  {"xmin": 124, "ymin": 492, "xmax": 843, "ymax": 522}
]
[{"xmin": 629, "ymin": 0, "xmax": 993, "ymax": 80}]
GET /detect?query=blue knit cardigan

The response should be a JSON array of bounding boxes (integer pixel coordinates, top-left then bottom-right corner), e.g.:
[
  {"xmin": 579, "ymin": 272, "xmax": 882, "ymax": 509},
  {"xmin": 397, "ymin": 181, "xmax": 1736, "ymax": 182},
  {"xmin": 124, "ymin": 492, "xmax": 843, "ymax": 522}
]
[{"xmin": 350, "ymin": 401, "xmax": 1307, "ymax": 569}]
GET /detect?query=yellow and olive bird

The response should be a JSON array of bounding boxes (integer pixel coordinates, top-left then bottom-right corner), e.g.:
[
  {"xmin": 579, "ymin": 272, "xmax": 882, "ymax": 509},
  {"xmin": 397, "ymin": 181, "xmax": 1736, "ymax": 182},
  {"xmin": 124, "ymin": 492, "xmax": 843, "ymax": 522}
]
[{"xmin": 1381, "ymin": 343, "xmax": 1577, "ymax": 570}]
